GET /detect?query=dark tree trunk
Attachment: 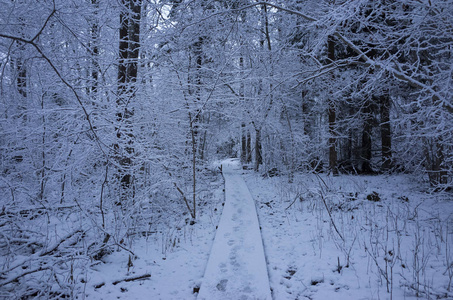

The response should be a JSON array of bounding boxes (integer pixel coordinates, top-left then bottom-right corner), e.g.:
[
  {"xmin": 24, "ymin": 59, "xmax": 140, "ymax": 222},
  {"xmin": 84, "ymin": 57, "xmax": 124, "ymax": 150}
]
[
  {"xmin": 327, "ymin": 36, "xmax": 338, "ymax": 175},
  {"xmin": 88, "ymin": 0, "xmax": 99, "ymax": 97},
  {"xmin": 425, "ymin": 138, "xmax": 448, "ymax": 187},
  {"xmin": 246, "ymin": 131, "xmax": 252, "ymax": 163},
  {"xmin": 192, "ymin": 36, "xmax": 206, "ymax": 159},
  {"xmin": 301, "ymin": 90, "xmax": 310, "ymax": 135},
  {"xmin": 116, "ymin": 0, "xmax": 141, "ymax": 203},
  {"xmin": 361, "ymin": 100, "xmax": 374, "ymax": 174},
  {"xmin": 16, "ymin": 59, "xmax": 26, "ymax": 97},
  {"xmin": 239, "ymin": 53, "xmax": 247, "ymax": 164},
  {"xmin": 252, "ymin": 3, "xmax": 269, "ymax": 173},
  {"xmin": 380, "ymin": 93, "xmax": 392, "ymax": 171},
  {"xmin": 117, "ymin": 8, "xmax": 128, "ymax": 93},
  {"xmin": 254, "ymin": 128, "xmax": 263, "ymax": 171},
  {"xmin": 241, "ymin": 123, "xmax": 246, "ymax": 163},
  {"xmin": 127, "ymin": 1, "xmax": 141, "ymax": 82},
  {"xmin": 15, "ymin": 17, "xmax": 27, "ymax": 98},
  {"xmin": 328, "ymin": 104, "xmax": 337, "ymax": 175}
]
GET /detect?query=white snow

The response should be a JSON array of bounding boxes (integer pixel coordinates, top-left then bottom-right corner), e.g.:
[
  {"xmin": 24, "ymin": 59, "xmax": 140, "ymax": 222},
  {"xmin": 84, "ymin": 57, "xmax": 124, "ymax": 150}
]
[
  {"xmin": 245, "ymin": 171, "xmax": 453, "ymax": 300},
  {"xmin": 197, "ymin": 158, "xmax": 272, "ymax": 300},
  {"xmin": 7, "ymin": 161, "xmax": 452, "ymax": 299}
]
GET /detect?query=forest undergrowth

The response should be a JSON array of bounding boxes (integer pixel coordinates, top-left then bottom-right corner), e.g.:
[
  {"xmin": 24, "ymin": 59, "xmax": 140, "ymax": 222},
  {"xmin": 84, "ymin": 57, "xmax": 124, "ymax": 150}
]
[
  {"xmin": 246, "ymin": 170, "xmax": 453, "ymax": 300},
  {"xmin": 1, "ymin": 160, "xmax": 452, "ymax": 299},
  {"xmin": 0, "ymin": 164, "xmax": 225, "ymax": 299}
]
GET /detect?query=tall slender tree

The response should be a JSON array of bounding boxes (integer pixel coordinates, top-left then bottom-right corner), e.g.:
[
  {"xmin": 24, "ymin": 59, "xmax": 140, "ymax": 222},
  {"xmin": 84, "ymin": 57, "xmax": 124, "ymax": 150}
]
[{"xmin": 116, "ymin": 0, "xmax": 142, "ymax": 203}]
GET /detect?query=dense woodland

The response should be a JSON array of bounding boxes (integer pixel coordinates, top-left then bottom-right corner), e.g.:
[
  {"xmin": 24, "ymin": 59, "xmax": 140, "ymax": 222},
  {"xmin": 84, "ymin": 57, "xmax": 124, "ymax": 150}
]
[{"xmin": 0, "ymin": 0, "xmax": 452, "ymax": 298}]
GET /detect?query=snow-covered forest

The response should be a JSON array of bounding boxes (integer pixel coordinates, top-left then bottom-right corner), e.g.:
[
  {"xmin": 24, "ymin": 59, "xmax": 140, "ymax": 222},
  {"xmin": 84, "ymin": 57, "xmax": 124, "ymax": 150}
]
[{"xmin": 0, "ymin": 0, "xmax": 452, "ymax": 299}]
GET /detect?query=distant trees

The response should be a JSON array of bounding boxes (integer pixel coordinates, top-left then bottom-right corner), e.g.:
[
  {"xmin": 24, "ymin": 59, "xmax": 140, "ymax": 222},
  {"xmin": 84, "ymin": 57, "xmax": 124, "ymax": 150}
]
[
  {"xmin": 246, "ymin": 0, "xmax": 452, "ymax": 187},
  {"xmin": 330, "ymin": 0, "xmax": 453, "ymax": 185},
  {"xmin": 158, "ymin": 0, "xmax": 452, "ymax": 188}
]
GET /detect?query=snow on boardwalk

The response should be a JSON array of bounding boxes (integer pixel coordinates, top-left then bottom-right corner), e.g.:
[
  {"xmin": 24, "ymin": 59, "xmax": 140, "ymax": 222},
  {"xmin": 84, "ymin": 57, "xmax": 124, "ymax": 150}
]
[{"xmin": 198, "ymin": 159, "xmax": 272, "ymax": 300}]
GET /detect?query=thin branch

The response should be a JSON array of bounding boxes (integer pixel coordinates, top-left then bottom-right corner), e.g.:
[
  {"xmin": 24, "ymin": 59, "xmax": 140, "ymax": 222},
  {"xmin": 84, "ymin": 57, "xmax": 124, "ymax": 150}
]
[
  {"xmin": 163, "ymin": 164, "xmax": 195, "ymax": 218},
  {"xmin": 190, "ymin": 64, "xmax": 226, "ymax": 123},
  {"xmin": 180, "ymin": 1, "xmax": 452, "ymax": 113},
  {"xmin": 285, "ymin": 193, "xmax": 301, "ymax": 210},
  {"xmin": 0, "ymin": 9, "xmax": 108, "ymax": 159},
  {"xmin": 180, "ymin": 1, "xmax": 316, "ymax": 30},
  {"xmin": 320, "ymin": 190, "xmax": 344, "ymax": 242},
  {"xmin": 174, "ymin": 182, "xmax": 195, "ymax": 219},
  {"xmin": 314, "ymin": 173, "xmax": 344, "ymax": 241},
  {"xmin": 30, "ymin": 1, "xmax": 56, "ymax": 43}
]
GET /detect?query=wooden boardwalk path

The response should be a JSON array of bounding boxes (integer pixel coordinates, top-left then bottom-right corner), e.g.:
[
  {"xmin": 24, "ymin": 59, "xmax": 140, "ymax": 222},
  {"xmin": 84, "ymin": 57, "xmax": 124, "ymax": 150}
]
[{"xmin": 198, "ymin": 159, "xmax": 272, "ymax": 300}]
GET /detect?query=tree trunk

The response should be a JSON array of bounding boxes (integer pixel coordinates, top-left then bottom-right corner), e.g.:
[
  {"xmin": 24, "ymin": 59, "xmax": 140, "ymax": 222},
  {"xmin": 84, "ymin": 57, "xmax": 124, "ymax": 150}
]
[
  {"xmin": 301, "ymin": 90, "xmax": 310, "ymax": 135},
  {"xmin": 327, "ymin": 36, "xmax": 338, "ymax": 175},
  {"xmin": 361, "ymin": 100, "xmax": 374, "ymax": 174},
  {"xmin": 425, "ymin": 138, "xmax": 448, "ymax": 187},
  {"xmin": 88, "ymin": 0, "xmax": 99, "ymax": 97},
  {"xmin": 127, "ymin": 1, "xmax": 141, "ymax": 82},
  {"xmin": 116, "ymin": 0, "xmax": 141, "ymax": 203},
  {"xmin": 328, "ymin": 104, "xmax": 337, "ymax": 175},
  {"xmin": 241, "ymin": 123, "xmax": 246, "ymax": 163},
  {"xmin": 254, "ymin": 128, "xmax": 262, "ymax": 171},
  {"xmin": 190, "ymin": 117, "xmax": 197, "ymax": 219},
  {"xmin": 380, "ymin": 93, "xmax": 392, "ymax": 171},
  {"xmin": 16, "ymin": 59, "xmax": 27, "ymax": 97},
  {"xmin": 117, "ymin": 6, "xmax": 128, "ymax": 92},
  {"xmin": 246, "ymin": 131, "xmax": 252, "ymax": 163},
  {"xmin": 253, "ymin": 3, "xmax": 269, "ymax": 173},
  {"xmin": 40, "ymin": 95, "xmax": 46, "ymax": 201},
  {"xmin": 192, "ymin": 36, "xmax": 205, "ymax": 159}
]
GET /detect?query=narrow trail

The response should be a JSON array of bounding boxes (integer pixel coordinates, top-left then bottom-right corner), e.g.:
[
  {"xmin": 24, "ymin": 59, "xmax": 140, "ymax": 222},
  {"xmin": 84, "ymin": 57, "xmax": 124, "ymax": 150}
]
[{"xmin": 198, "ymin": 159, "xmax": 272, "ymax": 300}]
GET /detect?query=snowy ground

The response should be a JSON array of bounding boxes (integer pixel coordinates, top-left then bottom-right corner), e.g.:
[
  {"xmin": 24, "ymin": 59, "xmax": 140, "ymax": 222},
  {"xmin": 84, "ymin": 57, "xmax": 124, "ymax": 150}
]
[
  {"xmin": 80, "ymin": 167, "xmax": 226, "ymax": 300},
  {"xmin": 6, "ymin": 163, "xmax": 451, "ymax": 299},
  {"xmin": 67, "ymin": 166, "xmax": 453, "ymax": 299},
  {"xmin": 245, "ymin": 170, "xmax": 453, "ymax": 300},
  {"xmin": 84, "ymin": 164, "xmax": 452, "ymax": 300}
]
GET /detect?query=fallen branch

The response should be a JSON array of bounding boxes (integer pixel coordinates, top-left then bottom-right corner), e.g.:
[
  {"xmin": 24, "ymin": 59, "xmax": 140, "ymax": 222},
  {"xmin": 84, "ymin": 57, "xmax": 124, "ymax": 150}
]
[
  {"xmin": 94, "ymin": 282, "xmax": 105, "ymax": 289},
  {"xmin": 94, "ymin": 273, "xmax": 151, "ymax": 289},
  {"xmin": 0, "ymin": 267, "xmax": 51, "ymax": 287},
  {"xmin": 40, "ymin": 229, "xmax": 83, "ymax": 257},
  {"xmin": 112, "ymin": 273, "xmax": 151, "ymax": 285}
]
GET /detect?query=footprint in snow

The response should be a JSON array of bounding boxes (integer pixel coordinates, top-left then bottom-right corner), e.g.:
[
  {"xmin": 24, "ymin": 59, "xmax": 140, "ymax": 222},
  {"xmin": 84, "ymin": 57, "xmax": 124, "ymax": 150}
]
[{"xmin": 216, "ymin": 279, "xmax": 228, "ymax": 291}]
